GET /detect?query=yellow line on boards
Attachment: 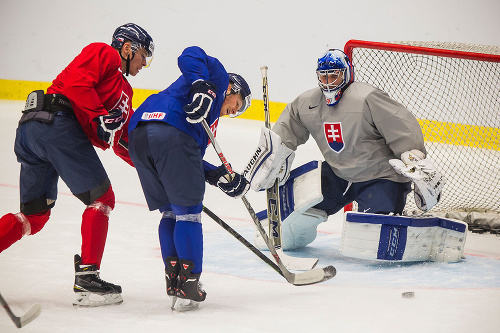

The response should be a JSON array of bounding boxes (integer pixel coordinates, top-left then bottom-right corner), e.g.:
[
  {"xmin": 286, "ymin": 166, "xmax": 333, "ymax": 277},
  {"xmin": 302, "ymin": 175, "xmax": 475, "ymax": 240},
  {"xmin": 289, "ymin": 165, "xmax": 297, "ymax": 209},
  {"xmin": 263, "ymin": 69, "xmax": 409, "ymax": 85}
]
[{"xmin": 1, "ymin": 79, "xmax": 498, "ymax": 150}]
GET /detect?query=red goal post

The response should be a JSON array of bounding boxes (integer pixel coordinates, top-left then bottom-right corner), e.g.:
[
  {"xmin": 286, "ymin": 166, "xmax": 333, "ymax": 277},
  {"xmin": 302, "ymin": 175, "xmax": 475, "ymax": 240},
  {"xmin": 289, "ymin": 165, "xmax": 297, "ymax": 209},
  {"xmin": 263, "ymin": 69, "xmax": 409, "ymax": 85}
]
[{"xmin": 342, "ymin": 40, "xmax": 500, "ymax": 225}]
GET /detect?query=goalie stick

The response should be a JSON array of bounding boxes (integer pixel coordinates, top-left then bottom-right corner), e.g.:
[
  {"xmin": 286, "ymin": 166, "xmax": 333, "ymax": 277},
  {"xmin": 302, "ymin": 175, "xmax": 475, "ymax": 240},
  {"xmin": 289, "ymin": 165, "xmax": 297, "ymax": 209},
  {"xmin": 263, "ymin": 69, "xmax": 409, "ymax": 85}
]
[
  {"xmin": 201, "ymin": 119, "xmax": 336, "ymax": 285},
  {"xmin": 260, "ymin": 65, "xmax": 319, "ymax": 271},
  {"xmin": 0, "ymin": 293, "xmax": 42, "ymax": 328}
]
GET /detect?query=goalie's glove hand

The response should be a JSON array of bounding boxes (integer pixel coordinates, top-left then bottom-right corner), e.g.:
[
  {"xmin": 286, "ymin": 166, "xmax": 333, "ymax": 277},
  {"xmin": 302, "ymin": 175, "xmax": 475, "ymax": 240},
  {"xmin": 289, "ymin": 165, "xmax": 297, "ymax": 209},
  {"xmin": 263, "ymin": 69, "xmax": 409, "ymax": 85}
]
[
  {"xmin": 95, "ymin": 109, "xmax": 125, "ymax": 146},
  {"xmin": 184, "ymin": 80, "xmax": 217, "ymax": 124},
  {"xmin": 389, "ymin": 149, "xmax": 437, "ymax": 180},
  {"xmin": 206, "ymin": 164, "xmax": 250, "ymax": 199},
  {"xmin": 389, "ymin": 149, "xmax": 445, "ymax": 212}
]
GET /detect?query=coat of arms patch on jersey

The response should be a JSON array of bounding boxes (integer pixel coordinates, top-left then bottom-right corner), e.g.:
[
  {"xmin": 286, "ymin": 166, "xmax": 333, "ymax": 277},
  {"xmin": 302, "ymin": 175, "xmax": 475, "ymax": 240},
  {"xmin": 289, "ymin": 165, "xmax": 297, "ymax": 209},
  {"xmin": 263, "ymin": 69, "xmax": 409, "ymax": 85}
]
[{"xmin": 324, "ymin": 122, "xmax": 345, "ymax": 153}]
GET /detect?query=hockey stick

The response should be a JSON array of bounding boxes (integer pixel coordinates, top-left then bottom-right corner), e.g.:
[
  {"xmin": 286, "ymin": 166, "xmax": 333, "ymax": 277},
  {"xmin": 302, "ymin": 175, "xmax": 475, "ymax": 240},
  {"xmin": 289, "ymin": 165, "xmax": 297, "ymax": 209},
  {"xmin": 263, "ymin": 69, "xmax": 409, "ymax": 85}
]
[
  {"xmin": 260, "ymin": 66, "xmax": 319, "ymax": 271},
  {"xmin": 202, "ymin": 205, "xmax": 283, "ymax": 277},
  {"xmin": 0, "ymin": 293, "xmax": 41, "ymax": 328},
  {"xmin": 201, "ymin": 119, "xmax": 336, "ymax": 285}
]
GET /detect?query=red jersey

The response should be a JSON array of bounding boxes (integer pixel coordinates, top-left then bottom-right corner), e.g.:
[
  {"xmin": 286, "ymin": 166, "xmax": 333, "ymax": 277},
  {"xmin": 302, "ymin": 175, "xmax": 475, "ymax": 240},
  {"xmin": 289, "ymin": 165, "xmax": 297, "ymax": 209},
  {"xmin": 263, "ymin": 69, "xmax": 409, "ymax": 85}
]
[{"xmin": 47, "ymin": 42, "xmax": 133, "ymax": 165}]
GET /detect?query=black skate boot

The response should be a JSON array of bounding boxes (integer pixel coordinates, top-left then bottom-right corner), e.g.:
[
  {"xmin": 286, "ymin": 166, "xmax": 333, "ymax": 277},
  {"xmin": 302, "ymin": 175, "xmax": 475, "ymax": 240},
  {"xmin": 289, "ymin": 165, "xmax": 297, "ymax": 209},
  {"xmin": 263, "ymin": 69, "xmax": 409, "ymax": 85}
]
[
  {"xmin": 73, "ymin": 254, "xmax": 123, "ymax": 307},
  {"xmin": 172, "ymin": 259, "xmax": 206, "ymax": 311},
  {"xmin": 165, "ymin": 256, "xmax": 180, "ymax": 308}
]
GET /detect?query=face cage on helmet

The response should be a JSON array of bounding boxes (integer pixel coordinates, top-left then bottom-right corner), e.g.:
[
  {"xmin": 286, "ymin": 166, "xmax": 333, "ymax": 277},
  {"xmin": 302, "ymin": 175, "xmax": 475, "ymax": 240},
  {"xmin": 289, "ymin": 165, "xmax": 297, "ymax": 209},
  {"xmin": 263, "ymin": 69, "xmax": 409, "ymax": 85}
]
[
  {"xmin": 129, "ymin": 41, "xmax": 154, "ymax": 68},
  {"xmin": 228, "ymin": 83, "xmax": 251, "ymax": 118},
  {"xmin": 316, "ymin": 68, "xmax": 346, "ymax": 92}
]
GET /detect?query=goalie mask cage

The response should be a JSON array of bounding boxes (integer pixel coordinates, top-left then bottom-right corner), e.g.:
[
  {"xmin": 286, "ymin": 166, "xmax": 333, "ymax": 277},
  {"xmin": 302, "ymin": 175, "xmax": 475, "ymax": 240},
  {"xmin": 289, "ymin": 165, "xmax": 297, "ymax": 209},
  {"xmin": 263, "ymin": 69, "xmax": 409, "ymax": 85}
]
[{"xmin": 344, "ymin": 40, "xmax": 500, "ymax": 220}]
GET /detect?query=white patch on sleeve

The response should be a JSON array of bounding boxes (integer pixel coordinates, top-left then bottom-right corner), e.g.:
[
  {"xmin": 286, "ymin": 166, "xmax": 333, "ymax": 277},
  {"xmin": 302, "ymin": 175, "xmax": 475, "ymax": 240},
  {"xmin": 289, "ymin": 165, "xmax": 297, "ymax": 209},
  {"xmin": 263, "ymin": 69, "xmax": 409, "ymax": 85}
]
[{"xmin": 141, "ymin": 112, "xmax": 166, "ymax": 120}]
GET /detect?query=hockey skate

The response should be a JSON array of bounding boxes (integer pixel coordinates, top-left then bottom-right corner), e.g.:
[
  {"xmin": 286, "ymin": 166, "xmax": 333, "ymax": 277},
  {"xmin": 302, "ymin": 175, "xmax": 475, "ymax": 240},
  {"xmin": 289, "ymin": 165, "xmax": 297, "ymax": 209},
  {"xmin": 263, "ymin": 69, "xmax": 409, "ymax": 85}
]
[
  {"xmin": 165, "ymin": 257, "xmax": 180, "ymax": 308},
  {"xmin": 73, "ymin": 254, "xmax": 123, "ymax": 307},
  {"xmin": 171, "ymin": 259, "xmax": 206, "ymax": 312}
]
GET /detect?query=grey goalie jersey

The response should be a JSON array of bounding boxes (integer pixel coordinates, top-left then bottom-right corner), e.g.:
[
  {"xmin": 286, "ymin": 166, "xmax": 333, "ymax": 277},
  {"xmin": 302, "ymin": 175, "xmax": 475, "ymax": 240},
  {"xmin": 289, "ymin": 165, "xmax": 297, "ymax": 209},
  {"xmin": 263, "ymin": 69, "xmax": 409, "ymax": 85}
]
[{"xmin": 272, "ymin": 82, "xmax": 426, "ymax": 183}]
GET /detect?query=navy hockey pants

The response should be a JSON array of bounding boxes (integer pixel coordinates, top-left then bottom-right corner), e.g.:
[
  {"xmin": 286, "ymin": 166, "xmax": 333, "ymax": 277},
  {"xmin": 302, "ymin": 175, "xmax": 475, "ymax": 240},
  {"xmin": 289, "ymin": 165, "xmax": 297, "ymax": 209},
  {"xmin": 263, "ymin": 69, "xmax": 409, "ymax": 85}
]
[
  {"xmin": 128, "ymin": 121, "xmax": 205, "ymax": 273},
  {"xmin": 14, "ymin": 114, "xmax": 109, "ymax": 206},
  {"xmin": 314, "ymin": 161, "xmax": 411, "ymax": 215}
]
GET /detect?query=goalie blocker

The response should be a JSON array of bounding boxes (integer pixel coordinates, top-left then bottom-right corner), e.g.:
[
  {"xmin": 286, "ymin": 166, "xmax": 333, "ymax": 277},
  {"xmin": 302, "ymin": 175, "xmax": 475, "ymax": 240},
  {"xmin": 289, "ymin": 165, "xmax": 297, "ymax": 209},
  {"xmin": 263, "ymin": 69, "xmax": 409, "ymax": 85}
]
[{"xmin": 340, "ymin": 212, "xmax": 467, "ymax": 262}]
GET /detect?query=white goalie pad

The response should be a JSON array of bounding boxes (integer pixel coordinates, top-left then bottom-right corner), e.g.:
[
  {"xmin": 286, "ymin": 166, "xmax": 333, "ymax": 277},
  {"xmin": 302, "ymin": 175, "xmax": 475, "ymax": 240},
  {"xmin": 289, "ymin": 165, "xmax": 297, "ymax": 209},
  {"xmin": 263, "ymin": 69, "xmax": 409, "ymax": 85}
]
[
  {"xmin": 255, "ymin": 161, "xmax": 328, "ymax": 250},
  {"xmin": 339, "ymin": 212, "xmax": 468, "ymax": 262},
  {"xmin": 389, "ymin": 149, "xmax": 446, "ymax": 211},
  {"xmin": 243, "ymin": 127, "xmax": 295, "ymax": 192}
]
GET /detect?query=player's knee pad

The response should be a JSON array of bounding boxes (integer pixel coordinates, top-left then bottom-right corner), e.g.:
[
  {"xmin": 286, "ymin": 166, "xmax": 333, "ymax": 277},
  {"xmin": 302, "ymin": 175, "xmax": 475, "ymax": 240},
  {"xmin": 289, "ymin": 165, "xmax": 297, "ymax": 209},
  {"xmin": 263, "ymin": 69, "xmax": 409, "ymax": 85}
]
[
  {"xmin": 75, "ymin": 178, "xmax": 113, "ymax": 207},
  {"xmin": 25, "ymin": 210, "xmax": 51, "ymax": 235},
  {"xmin": 160, "ymin": 204, "xmax": 175, "ymax": 220},
  {"xmin": 20, "ymin": 194, "xmax": 56, "ymax": 216},
  {"xmin": 339, "ymin": 212, "xmax": 468, "ymax": 262},
  {"xmin": 15, "ymin": 210, "xmax": 51, "ymax": 236},
  {"xmin": 171, "ymin": 203, "xmax": 202, "ymax": 223},
  {"xmin": 85, "ymin": 184, "xmax": 115, "ymax": 217}
]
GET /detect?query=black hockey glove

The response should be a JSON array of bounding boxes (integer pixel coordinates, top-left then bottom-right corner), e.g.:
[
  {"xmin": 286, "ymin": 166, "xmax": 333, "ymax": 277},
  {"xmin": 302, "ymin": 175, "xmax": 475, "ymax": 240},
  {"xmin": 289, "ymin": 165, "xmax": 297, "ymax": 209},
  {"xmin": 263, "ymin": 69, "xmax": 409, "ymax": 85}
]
[
  {"xmin": 206, "ymin": 164, "xmax": 250, "ymax": 199},
  {"xmin": 95, "ymin": 109, "xmax": 125, "ymax": 146},
  {"xmin": 183, "ymin": 80, "xmax": 217, "ymax": 124}
]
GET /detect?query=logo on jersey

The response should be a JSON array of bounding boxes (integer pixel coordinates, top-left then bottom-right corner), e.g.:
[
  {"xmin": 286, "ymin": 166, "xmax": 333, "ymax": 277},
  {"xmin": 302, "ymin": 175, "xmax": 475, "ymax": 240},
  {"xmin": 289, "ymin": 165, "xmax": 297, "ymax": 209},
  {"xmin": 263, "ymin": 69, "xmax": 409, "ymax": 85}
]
[
  {"xmin": 111, "ymin": 91, "xmax": 131, "ymax": 118},
  {"xmin": 324, "ymin": 122, "xmax": 344, "ymax": 153},
  {"xmin": 141, "ymin": 112, "xmax": 166, "ymax": 120}
]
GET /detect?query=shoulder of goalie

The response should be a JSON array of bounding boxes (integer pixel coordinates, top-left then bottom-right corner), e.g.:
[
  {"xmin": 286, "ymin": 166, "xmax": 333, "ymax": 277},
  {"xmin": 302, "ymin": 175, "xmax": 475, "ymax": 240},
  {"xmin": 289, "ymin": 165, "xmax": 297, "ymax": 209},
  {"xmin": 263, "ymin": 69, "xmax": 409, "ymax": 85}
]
[
  {"xmin": 339, "ymin": 212, "xmax": 467, "ymax": 262},
  {"xmin": 254, "ymin": 161, "xmax": 328, "ymax": 250},
  {"xmin": 242, "ymin": 127, "xmax": 295, "ymax": 191},
  {"xmin": 389, "ymin": 149, "xmax": 446, "ymax": 212}
]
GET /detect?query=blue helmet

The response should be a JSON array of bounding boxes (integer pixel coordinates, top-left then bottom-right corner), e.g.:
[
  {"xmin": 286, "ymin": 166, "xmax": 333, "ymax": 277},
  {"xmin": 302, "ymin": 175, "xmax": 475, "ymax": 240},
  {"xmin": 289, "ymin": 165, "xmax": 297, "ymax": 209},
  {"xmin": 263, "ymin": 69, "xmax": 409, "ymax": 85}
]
[
  {"xmin": 111, "ymin": 23, "xmax": 154, "ymax": 68},
  {"xmin": 316, "ymin": 49, "xmax": 354, "ymax": 106},
  {"xmin": 227, "ymin": 73, "xmax": 252, "ymax": 117}
]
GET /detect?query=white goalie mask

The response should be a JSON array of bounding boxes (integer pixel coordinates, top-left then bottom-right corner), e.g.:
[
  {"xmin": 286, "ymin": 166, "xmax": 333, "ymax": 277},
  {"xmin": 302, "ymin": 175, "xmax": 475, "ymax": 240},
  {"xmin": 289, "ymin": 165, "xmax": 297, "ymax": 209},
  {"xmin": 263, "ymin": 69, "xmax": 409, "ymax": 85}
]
[{"xmin": 316, "ymin": 49, "xmax": 354, "ymax": 106}]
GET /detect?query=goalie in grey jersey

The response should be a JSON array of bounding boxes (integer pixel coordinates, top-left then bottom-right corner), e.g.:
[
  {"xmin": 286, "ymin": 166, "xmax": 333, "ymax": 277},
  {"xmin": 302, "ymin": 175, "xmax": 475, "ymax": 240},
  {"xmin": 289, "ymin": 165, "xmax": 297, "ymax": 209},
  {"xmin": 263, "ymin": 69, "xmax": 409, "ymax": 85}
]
[{"xmin": 247, "ymin": 49, "xmax": 445, "ymax": 251}]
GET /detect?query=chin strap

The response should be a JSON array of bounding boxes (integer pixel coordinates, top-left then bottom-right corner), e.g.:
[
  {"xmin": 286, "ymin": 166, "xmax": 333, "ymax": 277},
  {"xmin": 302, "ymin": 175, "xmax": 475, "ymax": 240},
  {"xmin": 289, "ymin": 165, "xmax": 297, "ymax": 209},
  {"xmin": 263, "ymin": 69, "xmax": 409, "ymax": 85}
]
[
  {"xmin": 125, "ymin": 55, "xmax": 130, "ymax": 76},
  {"xmin": 119, "ymin": 49, "xmax": 135, "ymax": 76}
]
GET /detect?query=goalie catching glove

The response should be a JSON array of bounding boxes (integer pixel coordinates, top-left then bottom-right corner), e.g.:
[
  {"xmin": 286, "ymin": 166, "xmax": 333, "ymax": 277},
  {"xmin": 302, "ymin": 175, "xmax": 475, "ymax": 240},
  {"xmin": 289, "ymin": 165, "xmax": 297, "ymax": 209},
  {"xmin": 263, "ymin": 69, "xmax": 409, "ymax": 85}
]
[
  {"xmin": 205, "ymin": 164, "xmax": 250, "ymax": 199},
  {"xmin": 242, "ymin": 127, "xmax": 295, "ymax": 191},
  {"xmin": 389, "ymin": 149, "xmax": 445, "ymax": 212}
]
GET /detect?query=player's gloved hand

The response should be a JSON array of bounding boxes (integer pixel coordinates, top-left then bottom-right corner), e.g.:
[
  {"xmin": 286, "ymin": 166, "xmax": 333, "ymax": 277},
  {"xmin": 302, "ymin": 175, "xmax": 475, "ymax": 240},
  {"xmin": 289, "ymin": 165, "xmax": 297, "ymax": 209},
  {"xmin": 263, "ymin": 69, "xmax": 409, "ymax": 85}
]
[
  {"xmin": 206, "ymin": 164, "xmax": 250, "ymax": 199},
  {"xmin": 95, "ymin": 109, "xmax": 125, "ymax": 146},
  {"xmin": 183, "ymin": 80, "xmax": 217, "ymax": 124}
]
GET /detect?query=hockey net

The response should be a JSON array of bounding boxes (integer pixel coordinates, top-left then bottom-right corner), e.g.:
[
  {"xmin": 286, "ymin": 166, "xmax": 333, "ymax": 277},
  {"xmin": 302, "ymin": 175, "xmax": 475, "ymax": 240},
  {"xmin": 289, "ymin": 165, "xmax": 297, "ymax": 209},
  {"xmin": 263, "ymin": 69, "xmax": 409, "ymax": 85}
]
[{"xmin": 344, "ymin": 40, "xmax": 500, "ymax": 232}]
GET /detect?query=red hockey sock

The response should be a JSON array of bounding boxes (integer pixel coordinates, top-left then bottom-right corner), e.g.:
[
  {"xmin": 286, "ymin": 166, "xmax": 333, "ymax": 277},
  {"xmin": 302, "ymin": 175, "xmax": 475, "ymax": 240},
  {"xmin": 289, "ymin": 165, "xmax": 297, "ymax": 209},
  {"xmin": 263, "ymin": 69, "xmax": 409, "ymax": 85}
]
[
  {"xmin": 80, "ymin": 186, "xmax": 115, "ymax": 269},
  {"xmin": 0, "ymin": 211, "xmax": 50, "ymax": 253},
  {"xmin": 0, "ymin": 214, "xmax": 22, "ymax": 252}
]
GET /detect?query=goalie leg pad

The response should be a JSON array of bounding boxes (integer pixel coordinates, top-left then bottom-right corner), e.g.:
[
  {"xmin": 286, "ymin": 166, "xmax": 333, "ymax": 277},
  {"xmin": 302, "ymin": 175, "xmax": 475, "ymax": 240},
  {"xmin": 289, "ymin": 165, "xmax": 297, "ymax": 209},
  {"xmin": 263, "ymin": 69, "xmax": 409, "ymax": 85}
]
[
  {"xmin": 255, "ymin": 161, "xmax": 328, "ymax": 250},
  {"xmin": 339, "ymin": 212, "xmax": 467, "ymax": 262}
]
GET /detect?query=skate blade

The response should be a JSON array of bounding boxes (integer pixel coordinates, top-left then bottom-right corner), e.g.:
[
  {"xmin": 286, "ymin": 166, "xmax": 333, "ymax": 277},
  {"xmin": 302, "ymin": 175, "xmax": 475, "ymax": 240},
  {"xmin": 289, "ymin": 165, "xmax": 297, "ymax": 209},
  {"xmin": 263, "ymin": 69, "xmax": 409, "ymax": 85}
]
[
  {"xmin": 170, "ymin": 296, "xmax": 177, "ymax": 310},
  {"xmin": 73, "ymin": 292, "xmax": 123, "ymax": 307},
  {"xmin": 171, "ymin": 298, "xmax": 200, "ymax": 312}
]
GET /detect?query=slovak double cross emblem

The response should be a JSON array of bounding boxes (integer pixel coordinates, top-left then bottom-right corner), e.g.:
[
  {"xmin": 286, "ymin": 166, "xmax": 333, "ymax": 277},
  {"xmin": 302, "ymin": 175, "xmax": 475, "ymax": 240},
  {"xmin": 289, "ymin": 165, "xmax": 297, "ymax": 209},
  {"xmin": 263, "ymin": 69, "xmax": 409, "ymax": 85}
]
[{"xmin": 324, "ymin": 122, "xmax": 344, "ymax": 153}]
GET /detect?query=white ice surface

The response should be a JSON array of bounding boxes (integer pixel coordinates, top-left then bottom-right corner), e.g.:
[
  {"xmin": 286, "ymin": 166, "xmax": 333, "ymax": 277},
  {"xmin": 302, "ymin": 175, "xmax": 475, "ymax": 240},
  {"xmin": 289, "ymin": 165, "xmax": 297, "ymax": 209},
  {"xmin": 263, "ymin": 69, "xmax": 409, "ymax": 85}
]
[{"xmin": 1, "ymin": 100, "xmax": 499, "ymax": 333}]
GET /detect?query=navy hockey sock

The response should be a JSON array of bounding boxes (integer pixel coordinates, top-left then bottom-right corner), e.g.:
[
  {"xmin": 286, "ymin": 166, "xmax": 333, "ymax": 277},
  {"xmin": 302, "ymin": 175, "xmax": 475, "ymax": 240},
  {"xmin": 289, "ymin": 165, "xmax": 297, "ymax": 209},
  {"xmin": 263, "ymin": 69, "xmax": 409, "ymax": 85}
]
[
  {"xmin": 159, "ymin": 216, "xmax": 177, "ymax": 261},
  {"xmin": 174, "ymin": 220, "xmax": 203, "ymax": 274}
]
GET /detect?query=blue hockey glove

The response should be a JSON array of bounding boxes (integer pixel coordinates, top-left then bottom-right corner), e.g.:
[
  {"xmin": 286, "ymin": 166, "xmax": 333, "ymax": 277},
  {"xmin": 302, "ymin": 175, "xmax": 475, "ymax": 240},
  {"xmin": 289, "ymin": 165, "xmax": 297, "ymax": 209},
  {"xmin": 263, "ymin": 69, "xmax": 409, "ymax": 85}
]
[
  {"xmin": 206, "ymin": 164, "xmax": 250, "ymax": 199},
  {"xmin": 183, "ymin": 80, "xmax": 217, "ymax": 124},
  {"xmin": 95, "ymin": 109, "xmax": 125, "ymax": 146}
]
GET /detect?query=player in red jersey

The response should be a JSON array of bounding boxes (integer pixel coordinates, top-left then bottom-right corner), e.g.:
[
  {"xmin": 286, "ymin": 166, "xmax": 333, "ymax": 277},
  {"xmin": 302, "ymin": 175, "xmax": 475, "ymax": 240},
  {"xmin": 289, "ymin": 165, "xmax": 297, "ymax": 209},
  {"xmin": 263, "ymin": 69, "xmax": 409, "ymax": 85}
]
[{"xmin": 0, "ymin": 23, "xmax": 154, "ymax": 307}]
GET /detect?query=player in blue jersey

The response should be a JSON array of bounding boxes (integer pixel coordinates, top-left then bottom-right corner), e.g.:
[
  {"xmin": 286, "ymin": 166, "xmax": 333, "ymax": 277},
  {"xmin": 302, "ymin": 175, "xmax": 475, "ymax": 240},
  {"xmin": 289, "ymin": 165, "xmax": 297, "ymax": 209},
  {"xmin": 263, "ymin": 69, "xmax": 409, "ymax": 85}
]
[{"xmin": 128, "ymin": 46, "xmax": 252, "ymax": 311}]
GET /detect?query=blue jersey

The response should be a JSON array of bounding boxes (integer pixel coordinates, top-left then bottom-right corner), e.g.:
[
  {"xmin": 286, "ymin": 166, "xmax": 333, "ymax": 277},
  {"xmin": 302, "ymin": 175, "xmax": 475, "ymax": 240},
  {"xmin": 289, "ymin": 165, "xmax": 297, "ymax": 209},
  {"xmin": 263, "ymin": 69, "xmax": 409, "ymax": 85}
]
[{"xmin": 129, "ymin": 46, "xmax": 229, "ymax": 156}]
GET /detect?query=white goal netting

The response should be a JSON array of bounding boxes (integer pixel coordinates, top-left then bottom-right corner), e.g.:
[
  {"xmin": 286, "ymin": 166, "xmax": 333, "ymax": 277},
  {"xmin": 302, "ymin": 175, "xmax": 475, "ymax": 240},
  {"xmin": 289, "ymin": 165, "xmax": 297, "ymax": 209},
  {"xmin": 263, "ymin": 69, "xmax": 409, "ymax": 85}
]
[{"xmin": 344, "ymin": 40, "xmax": 500, "ymax": 230}]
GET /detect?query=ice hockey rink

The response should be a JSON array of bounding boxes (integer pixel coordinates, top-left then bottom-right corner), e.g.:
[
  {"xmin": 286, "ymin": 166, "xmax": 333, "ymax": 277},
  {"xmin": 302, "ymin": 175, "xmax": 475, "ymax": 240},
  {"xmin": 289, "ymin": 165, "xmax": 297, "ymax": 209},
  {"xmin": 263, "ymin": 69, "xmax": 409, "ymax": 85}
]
[{"xmin": 0, "ymin": 99, "xmax": 499, "ymax": 333}]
